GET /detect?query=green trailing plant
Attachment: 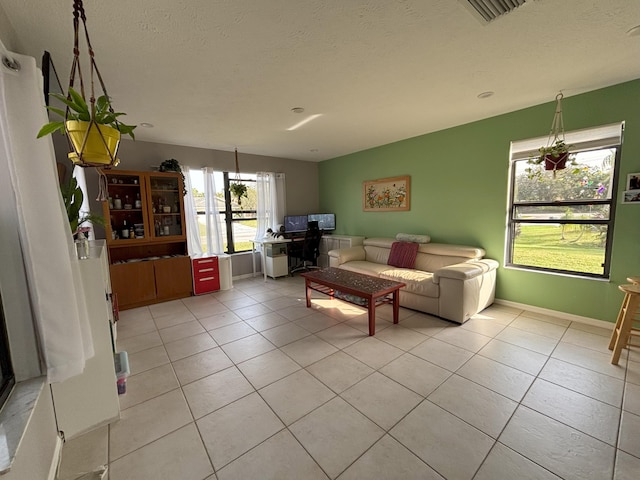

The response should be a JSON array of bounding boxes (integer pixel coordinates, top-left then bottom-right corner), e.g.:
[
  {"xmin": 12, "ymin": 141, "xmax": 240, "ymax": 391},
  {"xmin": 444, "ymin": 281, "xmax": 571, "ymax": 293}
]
[
  {"xmin": 37, "ymin": 87, "xmax": 136, "ymax": 140},
  {"xmin": 159, "ymin": 158, "xmax": 187, "ymax": 195},
  {"xmin": 532, "ymin": 139, "xmax": 573, "ymax": 164},
  {"xmin": 526, "ymin": 139, "xmax": 578, "ymax": 179},
  {"xmin": 230, "ymin": 182, "xmax": 248, "ymax": 206},
  {"xmin": 61, "ymin": 173, "xmax": 106, "ymax": 236}
]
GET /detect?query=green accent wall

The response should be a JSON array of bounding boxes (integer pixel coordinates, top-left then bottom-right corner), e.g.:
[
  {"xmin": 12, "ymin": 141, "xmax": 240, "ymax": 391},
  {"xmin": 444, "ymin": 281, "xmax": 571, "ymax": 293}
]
[{"xmin": 318, "ymin": 79, "xmax": 640, "ymax": 323}]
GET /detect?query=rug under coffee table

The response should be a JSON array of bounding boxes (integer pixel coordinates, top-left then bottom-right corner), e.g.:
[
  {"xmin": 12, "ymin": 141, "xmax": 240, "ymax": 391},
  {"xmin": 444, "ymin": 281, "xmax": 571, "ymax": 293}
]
[{"xmin": 300, "ymin": 267, "xmax": 406, "ymax": 336}]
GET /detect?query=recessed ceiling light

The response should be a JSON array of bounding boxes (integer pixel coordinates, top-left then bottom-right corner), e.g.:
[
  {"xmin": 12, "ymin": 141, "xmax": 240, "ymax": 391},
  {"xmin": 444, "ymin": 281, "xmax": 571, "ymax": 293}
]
[
  {"xmin": 477, "ymin": 91, "xmax": 494, "ymax": 99},
  {"xmin": 291, "ymin": 107, "xmax": 305, "ymax": 114},
  {"xmin": 627, "ymin": 25, "xmax": 640, "ymax": 37},
  {"xmin": 287, "ymin": 114, "xmax": 322, "ymax": 131},
  {"xmin": 139, "ymin": 122, "xmax": 154, "ymax": 128},
  {"xmin": 310, "ymin": 148, "xmax": 319, "ymax": 152}
]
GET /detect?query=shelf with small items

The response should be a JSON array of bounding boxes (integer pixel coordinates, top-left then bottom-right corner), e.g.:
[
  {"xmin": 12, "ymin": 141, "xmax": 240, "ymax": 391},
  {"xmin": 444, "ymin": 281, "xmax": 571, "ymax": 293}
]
[{"xmin": 100, "ymin": 169, "xmax": 190, "ymax": 310}]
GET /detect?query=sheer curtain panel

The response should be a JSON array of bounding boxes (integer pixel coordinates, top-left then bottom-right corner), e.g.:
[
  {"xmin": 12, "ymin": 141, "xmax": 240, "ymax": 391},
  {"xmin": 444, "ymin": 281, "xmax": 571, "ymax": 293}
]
[
  {"xmin": 183, "ymin": 166, "xmax": 204, "ymax": 255},
  {"xmin": 203, "ymin": 167, "xmax": 224, "ymax": 254},
  {"xmin": 255, "ymin": 172, "xmax": 286, "ymax": 240}
]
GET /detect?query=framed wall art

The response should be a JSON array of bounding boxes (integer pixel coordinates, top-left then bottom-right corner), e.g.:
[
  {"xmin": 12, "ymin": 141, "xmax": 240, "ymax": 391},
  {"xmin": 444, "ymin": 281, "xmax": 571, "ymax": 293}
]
[
  {"xmin": 622, "ymin": 172, "xmax": 640, "ymax": 204},
  {"xmin": 363, "ymin": 175, "xmax": 410, "ymax": 212}
]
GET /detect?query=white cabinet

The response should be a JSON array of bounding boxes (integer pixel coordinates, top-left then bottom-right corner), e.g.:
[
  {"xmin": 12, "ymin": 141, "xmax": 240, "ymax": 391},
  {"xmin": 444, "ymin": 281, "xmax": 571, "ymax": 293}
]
[
  {"xmin": 265, "ymin": 242, "xmax": 289, "ymax": 278},
  {"xmin": 50, "ymin": 241, "xmax": 120, "ymax": 440},
  {"xmin": 318, "ymin": 235, "xmax": 365, "ymax": 268}
]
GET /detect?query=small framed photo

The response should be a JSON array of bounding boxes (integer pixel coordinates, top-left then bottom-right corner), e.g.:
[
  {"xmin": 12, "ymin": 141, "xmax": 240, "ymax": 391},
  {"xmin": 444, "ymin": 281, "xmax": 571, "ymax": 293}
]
[
  {"xmin": 627, "ymin": 173, "xmax": 640, "ymax": 190},
  {"xmin": 622, "ymin": 190, "xmax": 640, "ymax": 204}
]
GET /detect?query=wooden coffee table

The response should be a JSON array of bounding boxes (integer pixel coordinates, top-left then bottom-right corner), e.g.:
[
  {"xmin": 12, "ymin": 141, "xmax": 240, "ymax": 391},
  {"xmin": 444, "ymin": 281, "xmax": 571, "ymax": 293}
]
[{"xmin": 300, "ymin": 267, "xmax": 406, "ymax": 336}]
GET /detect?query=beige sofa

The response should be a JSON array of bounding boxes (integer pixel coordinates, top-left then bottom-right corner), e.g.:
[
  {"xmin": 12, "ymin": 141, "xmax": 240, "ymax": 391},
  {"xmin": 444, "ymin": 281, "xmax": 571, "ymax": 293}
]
[{"xmin": 328, "ymin": 237, "xmax": 498, "ymax": 324}]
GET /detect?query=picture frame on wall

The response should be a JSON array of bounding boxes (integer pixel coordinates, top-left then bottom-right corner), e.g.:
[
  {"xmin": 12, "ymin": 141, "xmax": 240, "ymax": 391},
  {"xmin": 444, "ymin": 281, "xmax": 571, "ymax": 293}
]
[
  {"xmin": 363, "ymin": 175, "xmax": 410, "ymax": 211},
  {"xmin": 622, "ymin": 190, "xmax": 640, "ymax": 204},
  {"xmin": 622, "ymin": 173, "xmax": 640, "ymax": 204},
  {"xmin": 626, "ymin": 173, "xmax": 640, "ymax": 190}
]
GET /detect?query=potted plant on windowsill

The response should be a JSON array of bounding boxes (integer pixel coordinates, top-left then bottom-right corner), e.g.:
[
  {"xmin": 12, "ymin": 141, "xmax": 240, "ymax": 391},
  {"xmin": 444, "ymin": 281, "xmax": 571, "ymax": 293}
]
[{"xmin": 37, "ymin": 87, "xmax": 136, "ymax": 167}]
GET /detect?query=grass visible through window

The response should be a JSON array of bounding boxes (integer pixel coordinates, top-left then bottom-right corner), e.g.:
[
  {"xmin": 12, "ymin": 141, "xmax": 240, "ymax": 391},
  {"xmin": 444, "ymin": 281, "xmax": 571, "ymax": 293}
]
[{"xmin": 512, "ymin": 224, "xmax": 606, "ymax": 274}]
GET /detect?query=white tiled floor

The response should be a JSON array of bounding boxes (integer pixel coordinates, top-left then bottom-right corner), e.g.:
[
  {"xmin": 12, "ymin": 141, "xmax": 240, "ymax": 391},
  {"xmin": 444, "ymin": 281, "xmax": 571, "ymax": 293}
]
[{"xmin": 57, "ymin": 275, "xmax": 640, "ymax": 480}]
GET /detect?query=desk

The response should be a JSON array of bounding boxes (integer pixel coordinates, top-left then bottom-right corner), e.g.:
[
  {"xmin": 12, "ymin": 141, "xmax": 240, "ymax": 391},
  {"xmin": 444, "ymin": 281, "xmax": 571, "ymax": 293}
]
[{"xmin": 252, "ymin": 238, "xmax": 291, "ymax": 281}]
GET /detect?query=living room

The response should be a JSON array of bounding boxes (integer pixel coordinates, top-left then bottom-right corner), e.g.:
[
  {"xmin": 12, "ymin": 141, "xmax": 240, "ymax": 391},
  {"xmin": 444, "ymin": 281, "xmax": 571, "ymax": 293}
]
[{"xmin": 1, "ymin": 1, "xmax": 640, "ymax": 480}]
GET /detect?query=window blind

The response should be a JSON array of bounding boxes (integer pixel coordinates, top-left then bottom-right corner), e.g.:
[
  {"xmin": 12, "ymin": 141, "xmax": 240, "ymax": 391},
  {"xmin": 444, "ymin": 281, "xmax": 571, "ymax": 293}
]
[{"xmin": 510, "ymin": 122, "xmax": 624, "ymax": 161}]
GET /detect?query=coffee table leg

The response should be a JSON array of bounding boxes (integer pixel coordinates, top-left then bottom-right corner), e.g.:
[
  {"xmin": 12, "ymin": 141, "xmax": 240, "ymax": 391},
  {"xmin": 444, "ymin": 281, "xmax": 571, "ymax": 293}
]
[
  {"xmin": 393, "ymin": 289, "xmax": 400, "ymax": 325},
  {"xmin": 305, "ymin": 280, "xmax": 312, "ymax": 308},
  {"xmin": 368, "ymin": 298, "xmax": 375, "ymax": 336}
]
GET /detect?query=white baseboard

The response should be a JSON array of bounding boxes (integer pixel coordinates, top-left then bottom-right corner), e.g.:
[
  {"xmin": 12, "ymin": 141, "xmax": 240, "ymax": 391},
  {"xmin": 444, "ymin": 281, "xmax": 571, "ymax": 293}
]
[{"xmin": 494, "ymin": 298, "xmax": 614, "ymax": 330}]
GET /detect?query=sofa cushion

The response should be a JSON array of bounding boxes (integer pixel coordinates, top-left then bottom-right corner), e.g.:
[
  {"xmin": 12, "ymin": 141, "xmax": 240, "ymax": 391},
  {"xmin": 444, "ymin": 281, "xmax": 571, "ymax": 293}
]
[
  {"xmin": 387, "ymin": 241, "xmax": 419, "ymax": 268},
  {"xmin": 379, "ymin": 269, "xmax": 439, "ymax": 297},
  {"xmin": 339, "ymin": 261, "xmax": 393, "ymax": 276}
]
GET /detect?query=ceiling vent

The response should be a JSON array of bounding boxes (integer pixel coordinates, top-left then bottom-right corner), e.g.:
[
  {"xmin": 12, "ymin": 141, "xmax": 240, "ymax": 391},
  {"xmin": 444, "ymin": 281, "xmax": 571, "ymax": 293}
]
[{"xmin": 460, "ymin": 0, "xmax": 527, "ymax": 23}]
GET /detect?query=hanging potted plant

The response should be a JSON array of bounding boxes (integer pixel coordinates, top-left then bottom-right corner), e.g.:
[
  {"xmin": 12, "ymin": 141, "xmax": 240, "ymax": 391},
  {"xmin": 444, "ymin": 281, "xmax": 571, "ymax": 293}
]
[
  {"xmin": 230, "ymin": 148, "xmax": 248, "ymax": 206},
  {"xmin": 539, "ymin": 139, "xmax": 571, "ymax": 170},
  {"xmin": 37, "ymin": 87, "xmax": 136, "ymax": 166},
  {"xmin": 526, "ymin": 93, "xmax": 576, "ymax": 178},
  {"xmin": 230, "ymin": 182, "xmax": 248, "ymax": 206},
  {"xmin": 529, "ymin": 139, "xmax": 576, "ymax": 171}
]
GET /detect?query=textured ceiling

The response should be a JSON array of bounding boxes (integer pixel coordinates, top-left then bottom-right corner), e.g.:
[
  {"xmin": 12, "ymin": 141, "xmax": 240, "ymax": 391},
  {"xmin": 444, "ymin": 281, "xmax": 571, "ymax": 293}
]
[{"xmin": 1, "ymin": 0, "xmax": 639, "ymax": 161}]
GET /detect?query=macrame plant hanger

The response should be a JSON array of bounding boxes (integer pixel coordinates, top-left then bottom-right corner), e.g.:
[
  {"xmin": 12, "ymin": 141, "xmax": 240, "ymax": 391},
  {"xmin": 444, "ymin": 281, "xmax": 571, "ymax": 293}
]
[
  {"xmin": 231, "ymin": 148, "xmax": 245, "ymax": 207},
  {"xmin": 65, "ymin": 0, "xmax": 122, "ymax": 200},
  {"xmin": 545, "ymin": 92, "xmax": 567, "ymax": 176}
]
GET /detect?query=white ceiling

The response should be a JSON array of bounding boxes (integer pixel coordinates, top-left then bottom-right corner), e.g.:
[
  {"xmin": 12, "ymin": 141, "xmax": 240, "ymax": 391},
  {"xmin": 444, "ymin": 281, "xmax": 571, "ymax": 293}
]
[{"xmin": 1, "ymin": 0, "xmax": 639, "ymax": 161}]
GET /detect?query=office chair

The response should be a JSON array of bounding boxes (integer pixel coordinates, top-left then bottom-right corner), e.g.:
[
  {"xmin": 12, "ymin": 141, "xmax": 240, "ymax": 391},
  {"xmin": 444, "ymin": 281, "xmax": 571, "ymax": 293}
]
[{"xmin": 290, "ymin": 221, "xmax": 322, "ymax": 274}]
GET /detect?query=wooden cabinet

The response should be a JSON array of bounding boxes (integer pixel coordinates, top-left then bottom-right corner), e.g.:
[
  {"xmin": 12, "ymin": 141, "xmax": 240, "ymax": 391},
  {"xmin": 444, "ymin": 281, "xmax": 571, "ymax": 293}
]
[
  {"xmin": 318, "ymin": 235, "xmax": 365, "ymax": 268},
  {"xmin": 156, "ymin": 256, "xmax": 193, "ymax": 299},
  {"xmin": 101, "ymin": 170, "xmax": 192, "ymax": 309}
]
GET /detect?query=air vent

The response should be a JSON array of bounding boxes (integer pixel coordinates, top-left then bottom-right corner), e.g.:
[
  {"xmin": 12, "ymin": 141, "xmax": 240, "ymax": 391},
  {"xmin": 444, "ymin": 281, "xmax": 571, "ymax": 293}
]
[{"xmin": 460, "ymin": 0, "xmax": 527, "ymax": 23}]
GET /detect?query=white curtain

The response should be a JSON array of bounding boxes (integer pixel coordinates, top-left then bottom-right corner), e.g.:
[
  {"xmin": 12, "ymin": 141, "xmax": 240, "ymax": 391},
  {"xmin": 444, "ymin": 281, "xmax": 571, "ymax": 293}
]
[
  {"xmin": 0, "ymin": 44, "xmax": 93, "ymax": 383},
  {"xmin": 255, "ymin": 172, "xmax": 286, "ymax": 240},
  {"xmin": 182, "ymin": 166, "xmax": 203, "ymax": 255},
  {"xmin": 203, "ymin": 167, "xmax": 224, "ymax": 254}
]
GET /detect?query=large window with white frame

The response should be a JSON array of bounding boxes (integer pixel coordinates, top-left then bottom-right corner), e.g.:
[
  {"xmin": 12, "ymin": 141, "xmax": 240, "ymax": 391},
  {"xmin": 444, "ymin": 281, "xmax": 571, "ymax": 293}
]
[{"xmin": 506, "ymin": 123, "xmax": 623, "ymax": 278}]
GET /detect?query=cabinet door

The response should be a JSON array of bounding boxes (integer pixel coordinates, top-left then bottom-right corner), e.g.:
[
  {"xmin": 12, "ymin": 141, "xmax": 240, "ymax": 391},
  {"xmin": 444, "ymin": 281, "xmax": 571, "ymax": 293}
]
[
  {"xmin": 155, "ymin": 256, "xmax": 192, "ymax": 300},
  {"xmin": 147, "ymin": 173, "xmax": 185, "ymax": 239},
  {"xmin": 110, "ymin": 262, "xmax": 156, "ymax": 308},
  {"xmin": 102, "ymin": 171, "xmax": 148, "ymax": 242}
]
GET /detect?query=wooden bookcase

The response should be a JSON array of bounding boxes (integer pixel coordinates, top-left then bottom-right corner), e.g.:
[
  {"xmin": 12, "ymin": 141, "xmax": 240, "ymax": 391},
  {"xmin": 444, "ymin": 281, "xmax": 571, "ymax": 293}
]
[{"xmin": 100, "ymin": 170, "xmax": 192, "ymax": 309}]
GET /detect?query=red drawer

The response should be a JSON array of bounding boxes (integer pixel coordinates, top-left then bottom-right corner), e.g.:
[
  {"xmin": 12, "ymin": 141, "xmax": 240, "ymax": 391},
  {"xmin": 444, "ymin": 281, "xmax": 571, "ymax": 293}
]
[
  {"xmin": 194, "ymin": 275, "xmax": 220, "ymax": 295},
  {"xmin": 192, "ymin": 256, "xmax": 220, "ymax": 294}
]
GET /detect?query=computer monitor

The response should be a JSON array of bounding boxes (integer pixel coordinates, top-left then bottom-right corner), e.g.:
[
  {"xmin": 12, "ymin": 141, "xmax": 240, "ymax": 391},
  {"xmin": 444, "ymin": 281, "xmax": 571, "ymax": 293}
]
[
  {"xmin": 284, "ymin": 215, "xmax": 308, "ymax": 233},
  {"xmin": 307, "ymin": 213, "xmax": 336, "ymax": 231}
]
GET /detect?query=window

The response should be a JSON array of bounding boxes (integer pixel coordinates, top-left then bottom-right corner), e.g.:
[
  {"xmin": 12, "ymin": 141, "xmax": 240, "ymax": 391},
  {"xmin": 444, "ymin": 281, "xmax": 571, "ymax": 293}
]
[
  {"xmin": 188, "ymin": 170, "xmax": 257, "ymax": 254},
  {"xmin": 506, "ymin": 124, "xmax": 623, "ymax": 278}
]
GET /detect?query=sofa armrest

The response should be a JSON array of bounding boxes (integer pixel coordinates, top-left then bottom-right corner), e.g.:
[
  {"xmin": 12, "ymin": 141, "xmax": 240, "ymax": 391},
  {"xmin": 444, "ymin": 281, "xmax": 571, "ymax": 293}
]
[
  {"xmin": 328, "ymin": 246, "xmax": 365, "ymax": 267},
  {"xmin": 433, "ymin": 259, "xmax": 499, "ymax": 283},
  {"xmin": 433, "ymin": 259, "xmax": 499, "ymax": 324}
]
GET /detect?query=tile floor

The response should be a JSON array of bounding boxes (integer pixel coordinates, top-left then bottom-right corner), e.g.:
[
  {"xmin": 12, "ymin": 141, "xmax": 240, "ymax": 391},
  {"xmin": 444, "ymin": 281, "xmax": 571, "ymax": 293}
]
[{"xmin": 57, "ymin": 275, "xmax": 640, "ymax": 480}]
